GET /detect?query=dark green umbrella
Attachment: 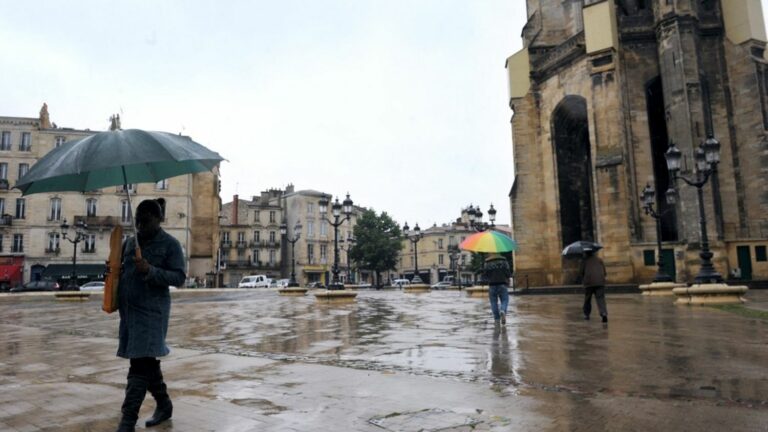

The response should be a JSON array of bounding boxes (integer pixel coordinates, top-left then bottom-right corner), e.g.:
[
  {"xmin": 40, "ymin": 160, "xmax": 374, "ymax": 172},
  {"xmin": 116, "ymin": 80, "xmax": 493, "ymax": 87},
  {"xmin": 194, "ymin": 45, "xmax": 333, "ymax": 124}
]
[
  {"xmin": 15, "ymin": 129, "xmax": 224, "ymax": 195},
  {"xmin": 15, "ymin": 128, "xmax": 224, "ymax": 243}
]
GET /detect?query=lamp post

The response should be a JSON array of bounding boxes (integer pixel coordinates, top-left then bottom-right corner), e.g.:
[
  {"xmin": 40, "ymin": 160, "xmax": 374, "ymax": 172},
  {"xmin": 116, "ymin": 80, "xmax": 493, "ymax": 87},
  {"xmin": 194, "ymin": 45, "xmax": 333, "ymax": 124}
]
[
  {"xmin": 640, "ymin": 183, "xmax": 674, "ymax": 283},
  {"xmin": 341, "ymin": 237, "xmax": 356, "ymax": 284},
  {"xmin": 402, "ymin": 222, "xmax": 424, "ymax": 283},
  {"xmin": 319, "ymin": 193, "xmax": 353, "ymax": 290},
  {"xmin": 60, "ymin": 218, "xmax": 89, "ymax": 291},
  {"xmin": 665, "ymin": 134, "xmax": 723, "ymax": 284},
  {"xmin": 448, "ymin": 244, "xmax": 461, "ymax": 288},
  {"xmin": 280, "ymin": 221, "xmax": 302, "ymax": 287},
  {"xmin": 467, "ymin": 204, "xmax": 497, "ymax": 231}
]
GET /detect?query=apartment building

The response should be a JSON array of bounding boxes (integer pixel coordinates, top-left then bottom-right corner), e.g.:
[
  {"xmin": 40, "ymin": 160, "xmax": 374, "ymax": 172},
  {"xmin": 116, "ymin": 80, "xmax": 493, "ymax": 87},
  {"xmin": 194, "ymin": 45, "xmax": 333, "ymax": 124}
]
[
  {"xmin": 0, "ymin": 104, "xmax": 220, "ymax": 289},
  {"xmin": 220, "ymin": 185, "xmax": 362, "ymax": 287}
]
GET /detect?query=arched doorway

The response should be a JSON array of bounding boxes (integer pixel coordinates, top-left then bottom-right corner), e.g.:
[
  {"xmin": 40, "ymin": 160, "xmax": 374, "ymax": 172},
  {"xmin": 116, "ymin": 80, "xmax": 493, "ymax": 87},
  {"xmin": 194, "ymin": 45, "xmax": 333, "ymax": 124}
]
[
  {"xmin": 553, "ymin": 96, "xmax": 595, "ymax": 248},
  {"xmin": 645, "ymin": 77, "xmax": 678, "ymax": 241}
]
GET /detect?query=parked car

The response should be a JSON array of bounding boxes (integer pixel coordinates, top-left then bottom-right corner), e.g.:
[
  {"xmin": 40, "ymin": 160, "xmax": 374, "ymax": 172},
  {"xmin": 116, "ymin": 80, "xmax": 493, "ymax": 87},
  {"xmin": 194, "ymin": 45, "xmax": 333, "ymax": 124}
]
[
  {"xmin": 11, "ymin": 280, "xmax": 61, "ymax": 292},
  {"xmin": 276, "ymin": 279, "xmax": 290, "ymax": 288},
  {"xmin": 431, "ymin": 281, "xmax": 452, "ymax": 290},
  {"xmin": 306, "ymin": 281, "xmax": 325, "ymax": 289},
  {"xmin": 79, "ymin": 281, "xmax": 105, "ymax": 292},
  {"xmin": 238, "ymin": 275, "xmax": 271, "ymax": 288},
  {"xmin": 392, "ymin": 279, "xmax": 411, "ymax": 289}
]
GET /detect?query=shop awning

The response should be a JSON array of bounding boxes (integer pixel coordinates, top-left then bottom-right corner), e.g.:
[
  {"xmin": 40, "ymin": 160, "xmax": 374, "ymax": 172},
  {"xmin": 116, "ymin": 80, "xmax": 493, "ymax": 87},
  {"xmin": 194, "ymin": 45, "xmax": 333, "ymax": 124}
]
[
  {"xmin": 43, "ymin": 264, "xmax": 106, "ymax": 280},
  {"xmin": 0, "ymin": 264, "xmax": 22, "ymax": 282}
]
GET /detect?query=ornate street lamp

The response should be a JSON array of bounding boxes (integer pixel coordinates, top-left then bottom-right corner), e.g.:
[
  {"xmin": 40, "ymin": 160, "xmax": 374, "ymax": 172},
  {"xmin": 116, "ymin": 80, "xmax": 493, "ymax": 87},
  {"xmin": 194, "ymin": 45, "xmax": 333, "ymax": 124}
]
[
  {"xmin": 467, "ymin": 204, "xmax": 496, "ymax": 231},
  {"xmin": 447, "ymin": 244, "xmax": 461, "ymax": 288},
  {"xmin": 403, "ymin": 221, "xmax": 424, "ymax": 283},
  {"xmin": 319, "ymin": 193, "xmax": 353, "ymax": 290},
  {"xmin": 665, "ymin": 135, "xmax": 723, "ymax": 284},
  {"xmin": 341, "ymin": 237, "xmax": 356, "ymax": 284},
  {"xmin": 640, "ymin": 183, "xmax": 674, "ymax": 283},
  {"xmin": 280, "ymin": 221, "xmax": 302, "ymax": 287},
  {"xmin": 60, "ymin": 218, "xmax": 89, "ymax": 290}
]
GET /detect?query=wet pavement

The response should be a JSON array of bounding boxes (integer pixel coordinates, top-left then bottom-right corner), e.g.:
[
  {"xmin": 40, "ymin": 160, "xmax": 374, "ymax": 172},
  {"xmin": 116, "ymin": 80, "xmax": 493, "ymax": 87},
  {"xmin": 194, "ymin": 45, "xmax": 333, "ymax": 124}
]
[{"xmin": 1, "ymin": 289, "xmax": 767, "ymax": 431}]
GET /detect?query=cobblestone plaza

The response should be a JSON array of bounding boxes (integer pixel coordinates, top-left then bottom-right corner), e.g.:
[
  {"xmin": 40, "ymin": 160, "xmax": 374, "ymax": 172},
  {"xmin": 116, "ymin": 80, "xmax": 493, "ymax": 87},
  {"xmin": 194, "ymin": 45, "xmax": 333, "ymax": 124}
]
[{"xmin": 1, "ymin": 290, "xmax": 767, "ymax": 431}]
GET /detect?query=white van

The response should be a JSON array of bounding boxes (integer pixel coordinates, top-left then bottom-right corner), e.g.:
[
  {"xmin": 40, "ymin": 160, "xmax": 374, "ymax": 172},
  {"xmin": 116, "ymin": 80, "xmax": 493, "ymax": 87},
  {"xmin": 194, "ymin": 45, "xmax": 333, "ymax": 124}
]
[
  {"xmin": 238, "ymin": 275, "xmax": 271, "ymax": 288},
  {"xmin": 392, "ymin": 279, "xmax": 411, "ymax": 288}
]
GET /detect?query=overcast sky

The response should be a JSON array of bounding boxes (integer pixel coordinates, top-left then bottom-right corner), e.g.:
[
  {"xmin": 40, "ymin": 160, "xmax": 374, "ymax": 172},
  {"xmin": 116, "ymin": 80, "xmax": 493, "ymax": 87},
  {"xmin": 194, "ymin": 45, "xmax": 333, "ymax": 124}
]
[{"xmin": 2, "ymin": 1, "xmax": 766, "ymax": 230}]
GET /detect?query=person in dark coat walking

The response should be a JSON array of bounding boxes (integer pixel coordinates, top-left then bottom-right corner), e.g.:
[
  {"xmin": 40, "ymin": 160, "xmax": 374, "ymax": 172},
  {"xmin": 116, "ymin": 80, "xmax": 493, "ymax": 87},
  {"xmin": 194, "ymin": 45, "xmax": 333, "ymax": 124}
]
[
  {"xmin": 115, "ymin": 200, "xmax": 186, "ymax": 431},
  {"xmin": 581, "ymin": 250, "xmax": 608, "ymax": 322},
  {"xmin": 483, "ymin": 253, "xmax": 512, "ymax": 324}
]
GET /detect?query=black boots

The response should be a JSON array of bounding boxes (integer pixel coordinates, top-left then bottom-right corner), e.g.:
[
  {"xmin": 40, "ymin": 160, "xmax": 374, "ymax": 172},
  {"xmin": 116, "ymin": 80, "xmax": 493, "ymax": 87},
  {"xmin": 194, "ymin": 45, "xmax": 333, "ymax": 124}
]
[
  {"xmin": 116, "ymin": 358, "xmax": 172, "ymax": 431},
  {"xmin": 145, "ymin": 359, "xmax": 173, "ymax": 427},
  {"xmin": 116, "ymin": 373, "xmax": 149, "ymax": 432}
]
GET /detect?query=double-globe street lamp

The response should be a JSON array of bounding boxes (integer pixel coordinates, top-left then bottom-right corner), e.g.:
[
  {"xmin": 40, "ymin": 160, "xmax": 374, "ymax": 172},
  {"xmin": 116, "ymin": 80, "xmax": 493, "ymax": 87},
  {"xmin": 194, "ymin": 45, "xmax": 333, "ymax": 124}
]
[
  {"xmin": 60, "ymin": 218, "xmax": 89, "ymax": 290},
  {"xmin": 319, "ymin": 193, "xmax": 354, "ymax": 290},
  {"xmin": 280, "ymin": 221, "xmax": 302, "ymax": 287},
  {"xmin": 664, "ymin": 133, "xmax": 723, "ymax": 284},
  {"xmin": 402, "ymin": 222, "xmax": 424, "ymax": 283},
  {"xmin": 640, "ymin": 183, "xmax": 674, "ymax": 283}
]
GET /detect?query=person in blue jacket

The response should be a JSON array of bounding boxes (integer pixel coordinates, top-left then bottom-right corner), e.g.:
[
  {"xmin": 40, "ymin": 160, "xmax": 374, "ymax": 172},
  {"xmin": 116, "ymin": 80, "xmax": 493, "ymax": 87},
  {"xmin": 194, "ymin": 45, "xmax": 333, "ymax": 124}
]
[{"xmin": 115, "ymin": 199, "xmax": 186, "ymax": 431}]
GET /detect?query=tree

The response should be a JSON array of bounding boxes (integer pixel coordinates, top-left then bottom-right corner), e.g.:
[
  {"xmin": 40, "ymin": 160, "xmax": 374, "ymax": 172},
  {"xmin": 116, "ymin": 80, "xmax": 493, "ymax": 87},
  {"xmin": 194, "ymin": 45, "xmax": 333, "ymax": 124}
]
[{"xmin": 350, "ymin": 209, "xmax": 403, "ymax": 287}]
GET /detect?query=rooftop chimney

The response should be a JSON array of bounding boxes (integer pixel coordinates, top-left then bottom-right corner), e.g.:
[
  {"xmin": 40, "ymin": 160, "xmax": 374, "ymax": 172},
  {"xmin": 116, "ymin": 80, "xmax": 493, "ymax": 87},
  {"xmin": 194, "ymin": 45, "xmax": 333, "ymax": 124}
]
[{"xmin": 232, "ymin": 195, "xmax": 239, "ymax": 225}]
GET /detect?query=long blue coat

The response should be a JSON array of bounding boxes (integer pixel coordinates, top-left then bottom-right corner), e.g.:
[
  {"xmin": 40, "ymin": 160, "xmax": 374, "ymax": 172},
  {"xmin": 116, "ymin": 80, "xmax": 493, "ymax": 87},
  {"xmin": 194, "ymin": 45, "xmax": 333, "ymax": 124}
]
[{"xmin": 117, "ymin": 228, "xmax": 186, "ymax": 359}]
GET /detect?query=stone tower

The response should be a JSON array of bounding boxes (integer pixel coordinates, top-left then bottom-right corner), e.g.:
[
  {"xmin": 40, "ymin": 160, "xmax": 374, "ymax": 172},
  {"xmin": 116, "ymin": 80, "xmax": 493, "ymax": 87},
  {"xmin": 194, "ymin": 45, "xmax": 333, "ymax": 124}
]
[{"xmin": 506, "ymin": 0, "xmax": 768, "ymax": 285}]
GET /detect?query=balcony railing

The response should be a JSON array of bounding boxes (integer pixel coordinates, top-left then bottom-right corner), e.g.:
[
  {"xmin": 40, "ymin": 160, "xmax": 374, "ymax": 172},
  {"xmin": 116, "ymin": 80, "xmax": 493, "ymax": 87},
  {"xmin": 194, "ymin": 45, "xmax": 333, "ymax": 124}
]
[
  {"xmin": 220, "ymin": 241, "xmax": 232, "ymax": 249},
  {"xmin": 74, "ymin": 215, "xmax": 118, "ymax": 227},
  {"xmin": 0, "ymin": 215, "xmax": 12, "ymax": 226},
  {"xmin": 11, "ymin": 246, "xmax": 23, "ymax": 253},
  {"xmin": 81, "ymin": 247, "xmax": 96, "ymax": 254},
  {"xmin": 0, "ymin": 179, "xmax": 9, "ymax": 191},
  {"xmin": 236, "ymin": 241, "xmax": 248, "ymax": 249},
  {"xmin": 45, "ymin": 247, "xmax": 61, "ymax": 254},
  {"xmin": 250, "ymin": 240, "xmax": 281, "ymax": 249}
]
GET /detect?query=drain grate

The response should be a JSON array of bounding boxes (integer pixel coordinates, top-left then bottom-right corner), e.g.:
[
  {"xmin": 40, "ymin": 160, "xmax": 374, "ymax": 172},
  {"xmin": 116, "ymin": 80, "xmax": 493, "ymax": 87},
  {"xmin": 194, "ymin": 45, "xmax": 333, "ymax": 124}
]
[{"xmin": 369, "ymin": 408, "xmax": 482, "ymax": 431}]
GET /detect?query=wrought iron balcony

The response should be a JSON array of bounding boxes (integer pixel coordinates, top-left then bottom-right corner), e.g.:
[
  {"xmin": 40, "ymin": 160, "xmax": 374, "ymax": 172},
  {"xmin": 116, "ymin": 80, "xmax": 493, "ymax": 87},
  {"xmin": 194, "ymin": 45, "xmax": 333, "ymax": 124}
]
[
  {"xmin": 73, "ymin": 215, "xmax": 118, "ymax": 227},
  {"xmin": 220, "ymin": 241, "xmax": 232, "ymax": 249}
]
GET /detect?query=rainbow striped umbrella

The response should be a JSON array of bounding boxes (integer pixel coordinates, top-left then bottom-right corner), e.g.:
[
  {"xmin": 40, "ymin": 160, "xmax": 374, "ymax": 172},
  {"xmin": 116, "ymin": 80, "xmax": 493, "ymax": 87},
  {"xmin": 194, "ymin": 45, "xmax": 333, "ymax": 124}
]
[{"xmin": 459, "ymin": 230, "xmax": 518, "ymax": 253}]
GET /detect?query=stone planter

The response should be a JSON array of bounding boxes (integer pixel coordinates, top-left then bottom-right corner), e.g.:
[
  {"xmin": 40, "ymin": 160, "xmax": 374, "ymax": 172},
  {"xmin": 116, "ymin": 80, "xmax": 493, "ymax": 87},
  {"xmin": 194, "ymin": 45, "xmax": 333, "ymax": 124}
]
[
  {"xmin": 673, "ymin": 284, "xmax": 748, "ymax": 305},
  {"xmin": 465, "ymin": 285, "xmax": 488, "ymax": 298},
  {"xmin": 313, "ymin": 289, "xmax": 358, "ymax": 303},
  {"xmin": 278, "ymin": 287, "xmax": 308, "ymax": 296},
  {"xmin": 639, "ymin": 282, "xmax": 686, "ymax": 296},
  {"xmin": 54, "ymin": 292, "xmax": 91, "ymax": 301},
  {"xmin": 403, "ymin": 284, "xmax": 430, "ymax": 293}
]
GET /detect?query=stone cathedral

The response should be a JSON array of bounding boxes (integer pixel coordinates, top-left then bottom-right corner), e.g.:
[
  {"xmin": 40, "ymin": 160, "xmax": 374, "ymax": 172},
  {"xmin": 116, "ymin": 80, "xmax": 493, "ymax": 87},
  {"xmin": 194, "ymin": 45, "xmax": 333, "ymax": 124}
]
[{"xmin": 506, "ymin": 0, "xmax": 768, "ymax": 286}]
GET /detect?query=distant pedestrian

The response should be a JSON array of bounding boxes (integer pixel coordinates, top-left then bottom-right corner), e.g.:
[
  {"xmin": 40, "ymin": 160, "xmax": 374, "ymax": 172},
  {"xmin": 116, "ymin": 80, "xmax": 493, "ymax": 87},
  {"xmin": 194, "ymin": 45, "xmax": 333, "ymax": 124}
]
[
  {"xmin": 483, "ymin": 253, "xmax": 512, "ymax": 324},
  {"xmin": 581, "ymin": 250, "xmax": 608, "ymax": 323},
  {"xmin": 114, "ymin": 200, "xmax": 186, "ymax": 431}
]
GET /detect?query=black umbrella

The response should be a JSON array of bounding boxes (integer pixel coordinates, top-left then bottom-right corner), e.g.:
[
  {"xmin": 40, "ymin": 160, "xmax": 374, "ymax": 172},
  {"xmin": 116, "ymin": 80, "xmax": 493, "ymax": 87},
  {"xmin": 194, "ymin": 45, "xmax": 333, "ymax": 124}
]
[{"xmin": 562, "ymin": 240, "xmax": 603, "ymax": 257}]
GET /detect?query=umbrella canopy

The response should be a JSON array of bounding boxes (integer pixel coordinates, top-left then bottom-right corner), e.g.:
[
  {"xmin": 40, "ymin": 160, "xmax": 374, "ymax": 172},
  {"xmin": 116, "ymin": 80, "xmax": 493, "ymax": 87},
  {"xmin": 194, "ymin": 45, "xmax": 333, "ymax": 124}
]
[
  {"xmin": 15, "ymin": 129, "xmax": 224, "ymax": 195},
  {"xmin": 459, "ymin": 230, "xmax": 518, "ymax": 253},
  {"xmin": 562, "ymin": 240, "xmax": 603, "ymax": 257}
]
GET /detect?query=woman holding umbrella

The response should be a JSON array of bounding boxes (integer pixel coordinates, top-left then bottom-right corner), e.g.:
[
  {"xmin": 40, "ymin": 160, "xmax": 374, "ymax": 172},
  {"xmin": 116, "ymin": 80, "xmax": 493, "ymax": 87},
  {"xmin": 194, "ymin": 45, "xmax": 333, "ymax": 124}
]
[{"xmin": 116, "ymin": 199, "xmax": 185, "ymax": 431}]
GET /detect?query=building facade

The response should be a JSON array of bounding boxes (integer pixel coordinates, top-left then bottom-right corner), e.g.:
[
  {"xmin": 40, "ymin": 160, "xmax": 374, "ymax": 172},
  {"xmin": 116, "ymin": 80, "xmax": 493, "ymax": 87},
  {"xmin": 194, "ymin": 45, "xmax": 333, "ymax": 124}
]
[
  {"xmin": 219, "ymin": 190, "xmax": 285, "ymax": 287},
  {"xmin": 506, "ymin": 0, "xmax": 768, "ymax": 286},
  {"xmin": 0, "ymin": 105, "xmax": 220, "ymax": 289},
  {"xmin": 394, "ymin": 207, "xmax": 512, "ymax": 285},
  {"xmin": 283, "ymin": 186, "xmax": 361, "ymax": 286},
  {"xmin": 219, "ymin": 185, "xmax": 362, "ymax": 287}
]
